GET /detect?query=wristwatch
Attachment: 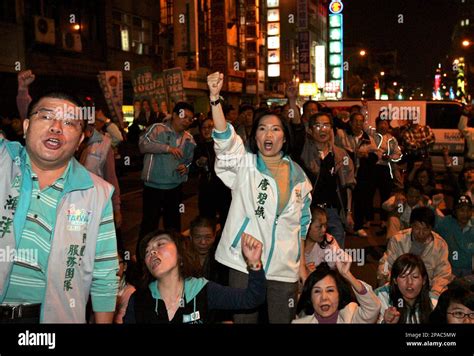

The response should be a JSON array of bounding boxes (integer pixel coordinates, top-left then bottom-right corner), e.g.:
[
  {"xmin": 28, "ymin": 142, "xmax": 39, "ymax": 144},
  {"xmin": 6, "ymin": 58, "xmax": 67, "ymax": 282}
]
[{"xmin": 210, "ymin": 96, "xmax": 223, "ymax": 106}]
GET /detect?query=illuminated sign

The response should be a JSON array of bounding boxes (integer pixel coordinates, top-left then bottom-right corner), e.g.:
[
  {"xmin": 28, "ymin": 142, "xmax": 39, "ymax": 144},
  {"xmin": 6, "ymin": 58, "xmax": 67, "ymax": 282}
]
[
  {"xmin": 329, "ymin": 15, "xmax": 341, "ymax": 27},
  {"xmin": 268, "ymin": 64, "xmax": 280, "ymax": 77},
  {"xmin": 268, "ymin": 49, "xmax": 280, "ymax": 63},
  {"xmin": 268, "ymin": 22, "xmax": 280, "ymax": 36},
  {"xmin": 121, "ymin": 29, "xmax": 130, "ymax": 51},
  {"xmin": 267, "ymin": 9, "xmax": 280, "ymax": 22},
  {"xmin": 329, "ymin": 0, "xmax": 343, "ymax": 14},
  {"xmin": 267, "ymin": 0, "xmax": 279, "ymax": 7},
  {"xmin": 267, "ymin": 36, "xmax": 280, "ymax": 49},
  {"xmin": 329, "ymin": 41, "xmax": 342, "ymax": 53},
  {"xmin": 325, "ymin": 82, "xmax": 341, "ymax": 93},
  {"xmin": 329, "ymin": 1, "xmax": 343, "ymax": 97},
  {"xmin": 315, "ymin": 46, "xmax": 326, "ymax": 88},
  {"xmin": 299, "ymin": 83, "xmax": 317, "ymax": 96},
  {"xmin": 329, "ymin": 28, "xmax": 341, "ymax": 40},
  {"xmin": 329, "ymin": 54, "xmax": 342, "ymax": 66},
  {"xmin": 267, "ymin": 3, "xmax": 281, "ymax": 78}
]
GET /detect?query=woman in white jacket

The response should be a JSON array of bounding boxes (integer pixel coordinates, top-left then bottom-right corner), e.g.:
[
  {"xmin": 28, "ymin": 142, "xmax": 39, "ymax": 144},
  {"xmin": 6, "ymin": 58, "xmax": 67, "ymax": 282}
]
[
  {"xmin": 293, "ymin": 261, "xmax": 381, "ymax": 324},
  {"xmin": 207, "ymin": 72, "xmax": 312, "ymax": 323}
]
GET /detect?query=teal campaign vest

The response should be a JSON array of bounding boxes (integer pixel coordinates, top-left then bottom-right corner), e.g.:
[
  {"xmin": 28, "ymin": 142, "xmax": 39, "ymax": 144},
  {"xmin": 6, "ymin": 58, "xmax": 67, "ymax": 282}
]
[{"xmin": 0, "ymin": 140, "xmax": 116, "ymax": 323}]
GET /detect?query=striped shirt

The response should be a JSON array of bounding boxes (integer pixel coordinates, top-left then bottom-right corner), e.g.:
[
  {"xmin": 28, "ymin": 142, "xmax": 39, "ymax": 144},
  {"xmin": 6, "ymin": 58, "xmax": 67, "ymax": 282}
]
[{"xmin": 3, "ymin": 154, "xmax": 118, "ymax": 312}]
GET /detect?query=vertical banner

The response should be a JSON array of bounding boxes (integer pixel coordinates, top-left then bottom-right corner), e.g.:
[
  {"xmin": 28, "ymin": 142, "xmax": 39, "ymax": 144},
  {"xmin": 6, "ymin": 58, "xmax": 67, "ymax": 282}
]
[
  {"xmin": 98, "ymin": 71, "xmax": 123, "ymax": 127},
  {"xmin": 163, "ymin": 68, "xmax": 186, "ymax": 108},
  {"xmin": 210, "ymin": 0, "xmax": 227, "ymax": 76},
  {"xmin": 298, "ymin": 31, "xmax": 311, "ymax": 81}
]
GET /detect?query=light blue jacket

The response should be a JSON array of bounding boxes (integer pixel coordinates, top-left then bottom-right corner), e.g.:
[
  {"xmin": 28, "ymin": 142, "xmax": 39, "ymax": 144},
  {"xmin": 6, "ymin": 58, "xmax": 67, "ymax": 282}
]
[{"xmin": 139, "ymin": 121, "xmax": 196, "ymax": 189}]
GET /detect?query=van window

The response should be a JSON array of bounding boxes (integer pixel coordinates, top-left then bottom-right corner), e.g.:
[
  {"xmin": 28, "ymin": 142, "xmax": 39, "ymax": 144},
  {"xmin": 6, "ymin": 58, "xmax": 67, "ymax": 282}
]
[{"xmin": 426, "ymin": 103, "xmax": 462, "ymax": 129}]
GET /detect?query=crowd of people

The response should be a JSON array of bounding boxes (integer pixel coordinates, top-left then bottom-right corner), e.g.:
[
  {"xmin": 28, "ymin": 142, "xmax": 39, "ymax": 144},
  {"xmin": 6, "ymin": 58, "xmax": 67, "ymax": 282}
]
[{"xmin": 0, "ymin": 70, "xmax": 472, "ymax": 325}]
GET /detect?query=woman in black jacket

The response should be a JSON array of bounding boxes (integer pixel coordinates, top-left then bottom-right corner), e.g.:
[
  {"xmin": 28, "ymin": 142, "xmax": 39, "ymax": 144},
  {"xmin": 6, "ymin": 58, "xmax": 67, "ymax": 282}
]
[{"xmin": 124, "ymin": 230, "xmax": 266, "ymax": 324}]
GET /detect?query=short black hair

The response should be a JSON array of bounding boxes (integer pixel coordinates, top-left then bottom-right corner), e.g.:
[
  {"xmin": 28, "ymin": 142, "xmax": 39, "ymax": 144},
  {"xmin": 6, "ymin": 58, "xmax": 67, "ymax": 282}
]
[
  {"xmin": 350, "ymin": 112, "xmax": 364, "ymax": 123},
  {"xmin": 239, "ymin": 104, "xmax": 254, "ymax": 115},
  {"xmin": 410, "ymin": 206, "xmax": 435, "ymax": 228},
  {"xmin": 413, "ymin": 167, "xmax": 436, "ymax": 189},
  {"xmin": 296, "ymin": 263, "xmax": 354, "ymax": 316},
  {"xmin": 27, "ymin": 92, "xmax": 87, "ymax": 132},
  {"xmin": 198, "ymin": 117, "xmax": 213, "ymax": 130},
  {"xmin": 309, "ymin": 206, "xmax": 334, "ymax": 249},
  {"xmin": 302, "ymin": 100, "xmax": 320, "ymax": 115},
  {"xmin": 350, "ymin": 105, "xmax": 362, "ymax": 113},
  {"xmin": 247, "ymin": 111, "xmax": 292, "ymax": 156},
  {"xmin": 223, "ymin": 104, "xmax": 236, "ymax": 116},
  {"xmin": 190, "ymin": 215, "xmax": 217, "ymax": 235},
  {"xmin": 173, "ymin": 102, "xmax": 195, "ymax": 115},
  {"xmin": 404, "ymin": 182, "xmax": 424, "ymax": 195},
  {"xmin": 308, "ymin": 112, "xmax": 333, "ymax": 128},
  {"xmin": 430, "ymin": 279, "xmax": 474, "ymax": 324}
]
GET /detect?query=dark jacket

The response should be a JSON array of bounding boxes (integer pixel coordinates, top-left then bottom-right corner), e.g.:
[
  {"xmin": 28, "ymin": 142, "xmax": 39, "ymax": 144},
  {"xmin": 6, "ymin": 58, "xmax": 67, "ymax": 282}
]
[{"xmin": 124, "ymin": 269, "xmax": 266, "ymax": 324}]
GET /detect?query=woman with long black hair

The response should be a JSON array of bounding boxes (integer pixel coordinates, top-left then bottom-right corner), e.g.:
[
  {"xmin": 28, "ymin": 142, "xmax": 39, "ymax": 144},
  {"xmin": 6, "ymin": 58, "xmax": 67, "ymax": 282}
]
[{"xmin": 375, "ymin": 253, "xmax": 437, "ymax": 323}]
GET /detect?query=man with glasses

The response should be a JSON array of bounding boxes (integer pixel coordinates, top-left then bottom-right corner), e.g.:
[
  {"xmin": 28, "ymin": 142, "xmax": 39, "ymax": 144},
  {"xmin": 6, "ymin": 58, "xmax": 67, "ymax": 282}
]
[
  {"xmin": 378, "ymin": 206, "xmax": 454, "ymax": 296},
  {"xmin": 0, "ymin": 93, "xmax": 119, "ymax": 323},
  {"xmin": 138, "ymin": 102, "xmax": 196, "ymax": 253},
  {"xmin": 299, "ymin": 112, "xmax": 356, "ymax": 248}
]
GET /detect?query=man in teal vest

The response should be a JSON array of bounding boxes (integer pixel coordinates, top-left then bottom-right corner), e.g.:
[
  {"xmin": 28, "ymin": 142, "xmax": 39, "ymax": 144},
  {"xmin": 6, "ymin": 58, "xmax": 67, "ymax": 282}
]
[{"xmin": 0, "ymin": 92, "xmax": 119, "ymax": 323}]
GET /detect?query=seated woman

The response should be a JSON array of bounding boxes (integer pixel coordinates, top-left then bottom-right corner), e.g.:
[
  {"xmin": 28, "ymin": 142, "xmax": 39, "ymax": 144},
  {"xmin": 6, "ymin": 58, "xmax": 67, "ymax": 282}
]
[
  {"xmin": 375, "ymin": 253, "xmax": 438, "ymax": 324},
  {"xmin": 430, "ymin": 279, "xmax": 474, "ymax": 324},
  {"xmin": 293, "ymin": 261, "xmax": 380, "ymax": 324},
  {"xmin": 124, "ymin": 230, "xmax": 266, "ymax": 324},
  {"xmin": 304, "ymin": 206, "xmax": 345, "ymax": 271},
  {"xmin": 409, "ymin": 167, "xmax": 438, "ymax": 199}
]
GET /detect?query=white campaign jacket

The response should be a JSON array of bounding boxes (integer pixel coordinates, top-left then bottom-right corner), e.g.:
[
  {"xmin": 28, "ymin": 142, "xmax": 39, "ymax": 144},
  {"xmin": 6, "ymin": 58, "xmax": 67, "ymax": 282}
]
[{"xmin": 213, "ymin": 124, "xmax": 312, "ymax": 283}]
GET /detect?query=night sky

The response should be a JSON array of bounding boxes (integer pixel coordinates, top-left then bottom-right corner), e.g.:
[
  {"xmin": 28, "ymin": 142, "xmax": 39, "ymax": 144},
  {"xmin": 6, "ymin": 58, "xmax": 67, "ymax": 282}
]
[{"xmin": 344, "ymin": 0, "xmax": 459, "ymax": 90}]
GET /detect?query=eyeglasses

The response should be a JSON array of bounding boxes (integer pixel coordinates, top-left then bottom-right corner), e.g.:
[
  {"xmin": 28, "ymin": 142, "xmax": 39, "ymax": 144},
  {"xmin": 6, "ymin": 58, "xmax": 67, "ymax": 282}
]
[
  {"xmin": 30, "ymin": 109, "xmax": 83, "ymax": 129},
  {"xmin": 312, "ymin": 123, "xmax": 332, "ymax": 130},
  {"xmin": 181, "ymin": 115, "xmax": 195, "ymax": 122},
  {"xmin": 447, "ymin": 311, "xmax": 474, "ymax": 320}
]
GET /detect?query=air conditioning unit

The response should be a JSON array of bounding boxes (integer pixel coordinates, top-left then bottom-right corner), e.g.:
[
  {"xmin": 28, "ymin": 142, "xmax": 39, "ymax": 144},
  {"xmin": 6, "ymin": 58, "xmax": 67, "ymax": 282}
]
[
  {"xmin": 62, "ymin": 32, "xmax": 82, "ymax": 52},
  {"xmin": 34, "ymin": 16, "xmax": 56, "ymax": 45}
]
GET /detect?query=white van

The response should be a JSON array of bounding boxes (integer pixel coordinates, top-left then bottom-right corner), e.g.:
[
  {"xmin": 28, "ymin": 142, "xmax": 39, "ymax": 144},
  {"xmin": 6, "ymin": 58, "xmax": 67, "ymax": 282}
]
[{"xmin": 316, "ymin": 100, "xmax": 464, "ymax": 172}]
